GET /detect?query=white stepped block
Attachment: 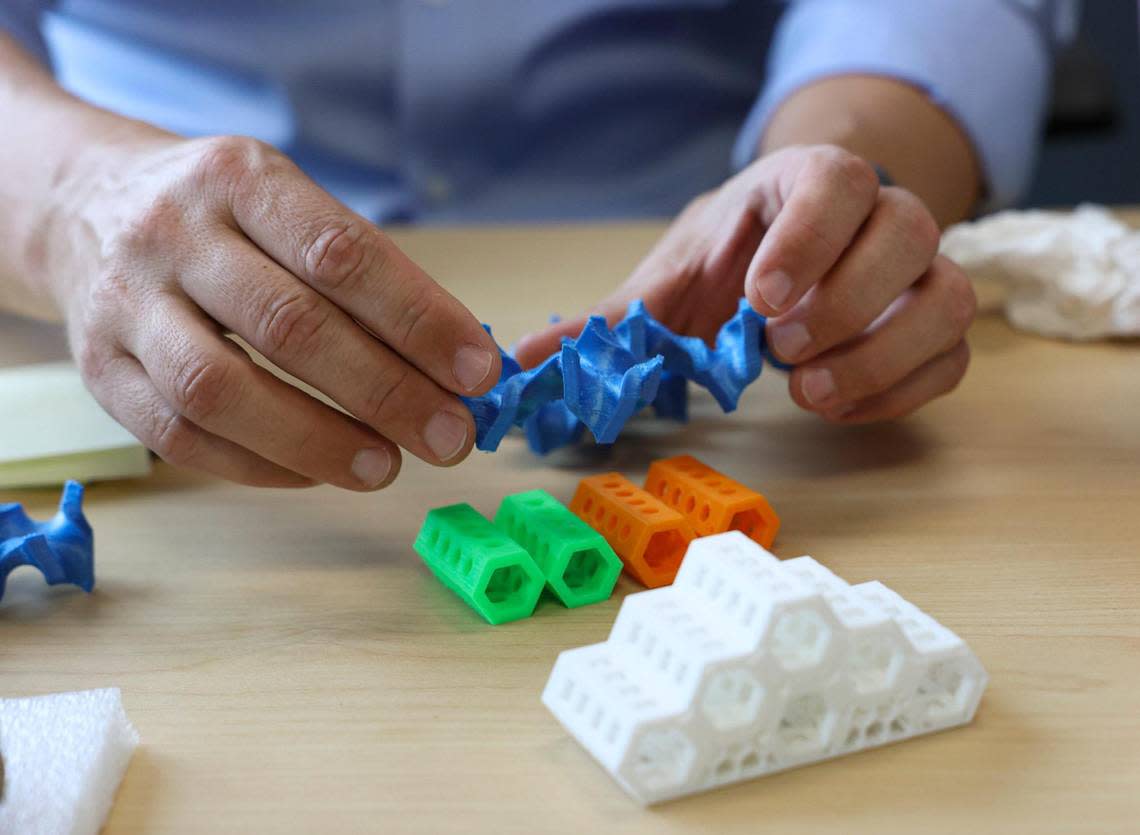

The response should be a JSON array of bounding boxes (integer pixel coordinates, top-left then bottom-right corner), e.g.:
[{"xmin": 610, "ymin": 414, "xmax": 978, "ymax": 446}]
[
  {"xmin": 0, "ymin": 688, "xmax": 139, "ymax": 835},
  {"xmin": 542, "ymin": 532, "xmax": 988, "ymax": 805}
]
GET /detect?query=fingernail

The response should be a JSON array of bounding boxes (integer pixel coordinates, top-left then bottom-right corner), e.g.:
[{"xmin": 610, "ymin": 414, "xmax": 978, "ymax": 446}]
[
  {"xmin": 769, "ymin": 322, "xmax": 811, "ymax": 362},
  {"xmin": 453, "ymin": 344, "xmax": 494, "ymax": 392},
  {"xmin": 351, "ymin": 447, "xmax": 392, "ymax": 488},
  {"xmin": 801, "ymin": 368, "xmax": 837, "ymax": 406},
  {"xmin": 753, "ymin": 270, "xmax": 793, "ymax": 312},
  {"xmin": 424, "ymin": 410, "xmax": 469, "ymax": 462}
]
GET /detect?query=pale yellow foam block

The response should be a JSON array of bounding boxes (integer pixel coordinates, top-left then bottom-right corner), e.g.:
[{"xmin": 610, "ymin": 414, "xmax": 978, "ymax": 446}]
[{"xmin": 0, "ymin": 362, "xmax": 151, "ymax": 489}]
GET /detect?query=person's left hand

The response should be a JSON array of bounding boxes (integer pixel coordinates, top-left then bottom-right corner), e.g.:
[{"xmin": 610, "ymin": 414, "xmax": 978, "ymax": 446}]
[{"xmin": 514, "ymin": 145, "xmax": 976, "ymax": 423}]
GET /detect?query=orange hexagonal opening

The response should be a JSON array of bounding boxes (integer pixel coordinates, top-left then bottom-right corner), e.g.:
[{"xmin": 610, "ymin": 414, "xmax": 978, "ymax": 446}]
[
  {"xmin": 729, "ymin": 507, "xmax": 775, "ymax": 545},
  {"xmin": 641, "ymin": 528, "xmax": 688, "ymax": 575}
]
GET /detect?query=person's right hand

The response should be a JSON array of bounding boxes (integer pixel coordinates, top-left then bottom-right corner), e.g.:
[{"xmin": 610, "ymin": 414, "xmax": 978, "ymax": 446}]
[{"xmin": 50, "ymin": 135, "xmax": 500, "ymax": 489}]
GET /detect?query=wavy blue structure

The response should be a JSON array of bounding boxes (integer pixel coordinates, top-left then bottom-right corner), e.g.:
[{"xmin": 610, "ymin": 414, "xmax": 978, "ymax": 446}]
[
  {"xmin": 463, "ymin": 298, "xmax": 780, "ymax": 454},
  {"xmin": 0, "ymin": 481, "xmax": 94, "ymax": 602}
]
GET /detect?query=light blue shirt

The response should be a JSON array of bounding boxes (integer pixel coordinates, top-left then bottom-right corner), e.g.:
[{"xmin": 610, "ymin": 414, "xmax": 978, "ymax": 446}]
[{"xmin": 2, "ymin": 1, "xmax": 1070, "ymax": 223}]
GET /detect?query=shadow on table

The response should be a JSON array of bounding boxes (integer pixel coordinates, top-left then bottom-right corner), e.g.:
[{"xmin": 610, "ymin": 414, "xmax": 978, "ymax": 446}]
[{"xmin": 502, "ymin": 412, "xmax": 936, "ymax": 481}]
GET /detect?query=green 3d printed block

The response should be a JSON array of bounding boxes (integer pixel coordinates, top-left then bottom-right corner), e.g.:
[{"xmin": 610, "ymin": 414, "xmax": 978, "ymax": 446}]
[
  {"xmin": 414, "ymin": 503, "xmax": 545, "ymax": 625},
  {"xmin": 494, "ymin": 489, "xmax": 622, "ymax": 608}
]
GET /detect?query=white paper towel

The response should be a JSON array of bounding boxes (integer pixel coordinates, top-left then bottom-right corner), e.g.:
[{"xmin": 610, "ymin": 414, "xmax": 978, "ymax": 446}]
[
  {"xmin": 0, "ymin": 688, "xmax": 139, "ymax": 835},
  {"xmin": 941, "ymin": 204, "xmax": 1140, "ymax": 341}
]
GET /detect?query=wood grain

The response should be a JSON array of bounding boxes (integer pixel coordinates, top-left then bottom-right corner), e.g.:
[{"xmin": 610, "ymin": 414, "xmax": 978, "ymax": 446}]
[{"xmin": 1, "ymin": 220, "xmax": 1138, "ymax": 834}]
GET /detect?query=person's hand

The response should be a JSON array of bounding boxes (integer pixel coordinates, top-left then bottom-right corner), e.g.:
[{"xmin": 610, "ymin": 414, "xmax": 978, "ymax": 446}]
[
  {"xmin": 50, "ymin": 134, "xmax": 500, "ymax": 489},
  {"xmin": 515, "ymin": 145, "xmax": 976, "ymax": 423}
]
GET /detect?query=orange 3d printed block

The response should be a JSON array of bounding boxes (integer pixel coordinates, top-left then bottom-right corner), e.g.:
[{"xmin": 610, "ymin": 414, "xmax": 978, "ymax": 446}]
[
  {"xmin": 644, "ymin": 454, "xmax": 780, "ymax": 547},
  {"xmin": 570, "ymin": 473, "xmax": 694, "ymax": 588}
]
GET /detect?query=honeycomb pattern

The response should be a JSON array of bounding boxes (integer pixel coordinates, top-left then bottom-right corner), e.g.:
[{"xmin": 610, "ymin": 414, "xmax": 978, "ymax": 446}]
[{"xmin": 542, "ymin": 532, "xmax": 988, "ymax": 804}]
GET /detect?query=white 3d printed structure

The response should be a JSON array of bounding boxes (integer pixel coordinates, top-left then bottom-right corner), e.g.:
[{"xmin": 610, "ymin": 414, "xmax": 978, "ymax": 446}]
[{"xmin": 542, "ymin": 533, "xmax": 988, "ymax": 805}]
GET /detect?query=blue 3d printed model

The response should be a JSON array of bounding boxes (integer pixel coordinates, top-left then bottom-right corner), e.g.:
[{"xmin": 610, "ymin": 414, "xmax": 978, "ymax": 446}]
[
  {"xmin": 462, "ymin": 298, "xmax": 783, "ymax": 454},
  {"xmin": 0, "ymin": 480, "xmax": 94, "ymax": 601}
]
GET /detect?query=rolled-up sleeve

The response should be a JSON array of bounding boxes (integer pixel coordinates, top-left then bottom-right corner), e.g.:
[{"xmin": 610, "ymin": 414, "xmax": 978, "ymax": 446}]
[
  {"xmin": 1, "ymin": 0, "xmax": 51, "ymax": 64},
  {"xmin": 733, "ymin": 0, "xmax": 1068, "ymax": 209}
]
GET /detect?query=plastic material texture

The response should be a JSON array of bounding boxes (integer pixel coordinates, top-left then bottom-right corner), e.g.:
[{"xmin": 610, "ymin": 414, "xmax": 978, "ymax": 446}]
[
  {"xmin": 464, "ymin": 298, "xmax": 774, "ymax": 454},
  {"xmin": 645, "ymin": 455, "xmax": 780, "ymax": 547},
  {"xmin": 413, "ymin": 503, "xmax": 545, "ymax": 625},
  {"xmin": 494, "ymin": 489, "xmax": 622, "ymax": 608},
  {"xmin": 0, "ymin": 480, "xmax": 94, "ymax": 602},
  {"xmin": 569, "ymin": 473, "xmax": 695, "ymax": 589},
  {"xmin": 542, "ymin": 532, "xmax": 988, "ymax": 805},
  {"xmin": 0, "ymin": 688, "xmax": 139, "ymax": 835}
]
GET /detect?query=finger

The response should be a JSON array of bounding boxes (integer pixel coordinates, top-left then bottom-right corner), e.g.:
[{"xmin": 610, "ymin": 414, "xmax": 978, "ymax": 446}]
[
  {"xmin": 789, "ymin": 257, "xmax": 976, "ymax": 412},
  {"xmin": 214, "ymin": 140, "xmax": 500, "ymax": 396},
  {"xmin": 184, "ymin": 229, "xmax": 478, "ymax": 466},
  {"xmin": 822, "ymin": 340, "xmax": 971, "ymax": 424},
  {"xmin": 124, "ymin": 296, "xmax": 402, "ymax": 491},
  {"xmin": 85, "ymin": 352, "xmax": 314, "ymax": 487},
  {"xmin": 766, "ymin": 188, "xmax": 940, "ymax": 364},
  {"xmin": 745, "ymin": 147, "xmax": 879, "ymax": 316}
]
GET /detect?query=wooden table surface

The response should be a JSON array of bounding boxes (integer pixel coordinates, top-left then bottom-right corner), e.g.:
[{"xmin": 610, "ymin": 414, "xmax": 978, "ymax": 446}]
[{"xmin": 2, "ymin": 222, "xmax": 1138, "ymax": 834}]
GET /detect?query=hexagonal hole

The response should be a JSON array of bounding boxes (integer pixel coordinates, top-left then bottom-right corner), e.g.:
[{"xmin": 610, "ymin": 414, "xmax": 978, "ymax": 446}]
[
  {"xmin": 917, "ymin": 661, "xmax": 978, "ymax": 724},
  {"xmin": 769, "ymin": 609, "xmax": 832, "ymax": 671},
  {"xmin": 700, "ymin": 668, "xmax": 766, "ymax": 732},
  {"xmin": 642, "ymin": 528, "xmax": 688, "ymax": 573},
  {"xmin": 729, "ymin": 508, "xmax": 767, "ymax": 540},
  {"xmin": 630, "ymin": 728, "xmax": 696, "ymax": 793},
  {"xmin": 777, "ymin": 692, "xmax": 836, "ymax": 757},
  {"xmin": 561, "ymin": 548, "xmax": 609, "ymax": 595},
  {"xmin": 849, "ymin": 636, "xmax": 905, "ymax": 694},
  {"xmin": 483, "ymin": 564, "xmax": 529, "ymax": 604}
]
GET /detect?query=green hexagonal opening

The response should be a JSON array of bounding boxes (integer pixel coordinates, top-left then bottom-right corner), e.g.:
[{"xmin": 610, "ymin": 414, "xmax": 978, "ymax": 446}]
[
  {"xmin": 484, "ymin": 564, "xmax": 529, "ymax": 604},
  {"xmin": 553, "ymin": 546, "xmax": 620, "ymax": 608}
]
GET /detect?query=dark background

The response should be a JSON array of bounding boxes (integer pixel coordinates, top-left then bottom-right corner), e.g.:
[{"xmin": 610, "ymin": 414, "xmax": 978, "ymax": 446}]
[{"xmin": 1026, "ymin": 2, "xmax": 1140, "ymax": 206}]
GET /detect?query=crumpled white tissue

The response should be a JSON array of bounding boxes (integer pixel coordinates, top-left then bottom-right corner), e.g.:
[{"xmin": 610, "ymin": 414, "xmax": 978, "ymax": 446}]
[
  {"xmin": 941, "ymin": 204, "xmax": 1140, "ymax": 340},
  {"xmin": 0, "ymin": 688, "xmax": 139, "ymax": 835}
]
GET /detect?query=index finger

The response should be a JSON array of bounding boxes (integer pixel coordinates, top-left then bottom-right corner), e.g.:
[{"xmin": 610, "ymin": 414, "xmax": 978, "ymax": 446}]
[
  {"xmin": 744, "ymin": 148, "xmax": 879, "ymax": 316},
  {"xmin": 220, "ymin": 141, "xmax": 501, "ymax": 397}
]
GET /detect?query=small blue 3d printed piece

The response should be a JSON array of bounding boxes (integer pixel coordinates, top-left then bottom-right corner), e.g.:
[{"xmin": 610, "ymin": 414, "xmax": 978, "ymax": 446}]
[
  {"xmin": 0, "ymin": 481, "xmax": 94, "ymax": 601},
  {"xmin": 652, "ymin": 372, "xmax": 689, "ymax": 422},
  {"xmin": 464, "ymin": 297, "xmax": 783, "ymax": 454}
]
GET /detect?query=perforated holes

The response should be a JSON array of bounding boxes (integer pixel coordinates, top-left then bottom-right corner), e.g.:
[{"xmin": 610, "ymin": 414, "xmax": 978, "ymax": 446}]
[
  {"xmin": 777, "ymin": 692, "xmax": 836, "ymax": 756},
  {"xmin": 670, "ymin": 487, "xmax": 682, "ymax": 505},
  {"xmin": 849, "ymin": 635, "xmax": 905, "ymax": 694},
  {"xmin": 699, "ymin": 504, "xmax": 711, "ymax": 523},
  {"xmin": 603, "ymin": 480, "xmax": 622, "ymax": 489},
  {"xmin": 620, "ymin": 524, "xmax": 632, "ymax": 540},
  {"xmin": 769, "ymin": 609, "xmax": 832, "ymax": 671},
  {"xmin": 684, "ymin": 495, "xmax": 696, "ymax": 513},
  {"xmin": 629, "ymin": 729, "xmax": 696, "ymax": 793},
  {"xmin": 616, "ymin": 489, "xmax": 634, "ymax": 498},
  {"xmin": 917, "ymin": 660, "xmax": 977, "ymax": 724},
  {"xmin": 700, "ymin": 668, "xmax": 766, "ymax": 732},
  {"xmin": 582, "ymin": 498, "xmax": 594, "ymax": 514}
]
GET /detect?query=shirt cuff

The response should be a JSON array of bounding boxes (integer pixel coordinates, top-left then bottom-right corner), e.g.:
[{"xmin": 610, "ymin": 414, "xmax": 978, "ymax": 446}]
[{"xmin": 733, "ymin": 0, "xmax": 1054, "ymax": 211}]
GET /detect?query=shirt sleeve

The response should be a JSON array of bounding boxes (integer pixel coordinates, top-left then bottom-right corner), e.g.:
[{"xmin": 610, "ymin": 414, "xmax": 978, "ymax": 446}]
[
  {"xmin": 733, "ymin": 0, "xmax": 1075, "ymax": 210},
  {"xmin": 0, "ymin": 0, "xmax": 52, "ymax": 64}
]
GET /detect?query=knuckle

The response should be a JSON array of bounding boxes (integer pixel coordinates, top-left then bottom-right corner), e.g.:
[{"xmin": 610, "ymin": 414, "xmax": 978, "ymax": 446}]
[
  {"xmin": 812, "ymin": 146, "xmax": 878, "ymax": 201},
  {"xmin": 890, "ymin": 192, "xmax": 942, "ymax": 258},
  {"xmin": 188, "ymin": 135, "xmax": 279, "ymax": 189},
  {"xmin": 168, "ymin": 352, "xmax": 237, "ymax": 424},
  {"xmin": 302, "ymin": 221, "xmax": 377, "ymax": 293},
  {"xmin": 360, "ymin": 364, "xmax": 414, "ymax": 427},
  {"xmin": 945, "ymin": 268, "xmax": 978, "ymax": 335},
  {"xmin": 947, "ymin": 341, "xmax": 972, "ymax": 390},
  {"xmin": 257, "ymin": 290, "xmax": 331, "ymax": 360},
  {"xmin": 115, "ymin": 196, "xmax": 187, "ymax": 257},
  {"xmin": 390, "ymin": 282, "xmax": 440, "ymax": 348},
  {"xmin": 74, "ymin": 337, "xmax": 114, "ymax": 384},
  {"xmin": 853, "ymin": 359, "xmax": 894, "ymax": 395},
  {"xmin": 148, "ymin": 411, "xmax": 199, "ymax": 467}
]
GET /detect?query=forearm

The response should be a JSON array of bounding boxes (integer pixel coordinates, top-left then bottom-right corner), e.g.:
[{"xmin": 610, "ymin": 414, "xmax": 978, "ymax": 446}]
[
  {"xmin": 760, "ymin": 75, "xmax": 982, "ymax": 227},
  {"xmin": 0, "ymin": 32, "xmax": 171, "ymax": 319}
]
